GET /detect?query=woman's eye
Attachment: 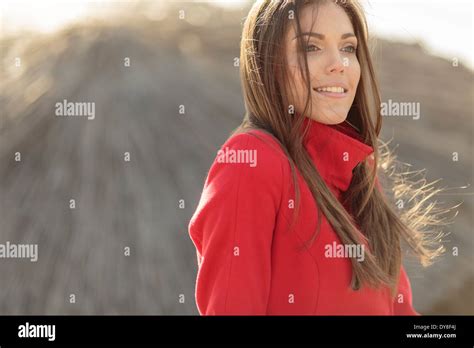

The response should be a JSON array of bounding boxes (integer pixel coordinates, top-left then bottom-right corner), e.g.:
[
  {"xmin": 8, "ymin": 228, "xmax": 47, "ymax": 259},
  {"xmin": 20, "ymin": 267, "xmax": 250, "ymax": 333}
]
[
  {"xmin": 305, "ymin": 44, "xmax": 320, "ymax": 52},
  {"xmin": 342, "ymin": 45, "xmax": 357, "ymax": 53}
]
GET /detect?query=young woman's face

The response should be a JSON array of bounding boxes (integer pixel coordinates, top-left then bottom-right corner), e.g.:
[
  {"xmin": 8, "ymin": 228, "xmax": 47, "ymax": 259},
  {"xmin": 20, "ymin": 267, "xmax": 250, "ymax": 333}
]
[{"xmin": 284, "ymin": 2, "xmax": 360, "ymax": 125}]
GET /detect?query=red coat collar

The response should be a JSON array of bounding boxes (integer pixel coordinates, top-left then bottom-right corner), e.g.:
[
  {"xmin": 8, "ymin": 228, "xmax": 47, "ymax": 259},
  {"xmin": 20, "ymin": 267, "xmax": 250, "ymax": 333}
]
[{"xmin": 302, "ymin": 117, "xmax": 374, "ymax": 192}]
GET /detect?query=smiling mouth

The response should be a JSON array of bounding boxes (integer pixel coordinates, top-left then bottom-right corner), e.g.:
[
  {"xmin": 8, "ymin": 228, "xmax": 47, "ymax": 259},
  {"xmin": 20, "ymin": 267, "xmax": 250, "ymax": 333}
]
[
  {"xmin": 313, "ymin": 86, "xmax": 348, "ymax": 99},
  {"xmin": 313, "ymin": 86, "xmax": 348, "ymax": 93}
]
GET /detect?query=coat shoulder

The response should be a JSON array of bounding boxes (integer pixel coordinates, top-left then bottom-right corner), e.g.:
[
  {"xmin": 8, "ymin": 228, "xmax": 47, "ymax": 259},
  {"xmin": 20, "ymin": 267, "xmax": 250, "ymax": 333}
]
[{"xmin": 221, "ymin": 129, "xmax": 289, "ymax": 168}]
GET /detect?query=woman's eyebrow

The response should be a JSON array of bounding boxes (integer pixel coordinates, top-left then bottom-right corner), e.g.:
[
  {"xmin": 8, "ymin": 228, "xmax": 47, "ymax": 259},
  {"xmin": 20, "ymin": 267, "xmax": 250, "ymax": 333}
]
[{"xmin": 292, "ymin": 32, "xmax": 356, "ymax": 40}]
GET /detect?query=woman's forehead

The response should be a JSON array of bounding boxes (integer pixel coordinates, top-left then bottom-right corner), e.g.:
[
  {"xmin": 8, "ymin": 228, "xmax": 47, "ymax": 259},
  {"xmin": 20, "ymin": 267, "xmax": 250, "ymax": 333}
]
[{"xmin": 285, "ymin": 2, "xmax": 355, "ymax": 40}]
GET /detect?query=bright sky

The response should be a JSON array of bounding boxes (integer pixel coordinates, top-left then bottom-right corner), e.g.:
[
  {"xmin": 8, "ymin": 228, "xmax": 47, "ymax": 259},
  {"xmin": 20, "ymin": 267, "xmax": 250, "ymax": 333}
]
[
  {"xmin": 1, "ymin": 0, "xmax": 472, "ymax": 69},
  {"xmin": 364, "ymin": 0, "xmax": 473, "ymax": 69}
]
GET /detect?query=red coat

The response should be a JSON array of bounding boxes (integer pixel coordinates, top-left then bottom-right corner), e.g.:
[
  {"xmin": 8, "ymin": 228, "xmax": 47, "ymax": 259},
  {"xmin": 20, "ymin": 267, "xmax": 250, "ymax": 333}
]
[{"xmin": 188, "ymin": 117, "xmax": 419, "ymax": 315}]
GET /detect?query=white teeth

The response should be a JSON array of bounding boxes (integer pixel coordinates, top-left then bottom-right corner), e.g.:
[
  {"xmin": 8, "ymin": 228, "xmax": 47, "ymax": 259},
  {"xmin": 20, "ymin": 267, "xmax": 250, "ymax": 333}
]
[{"xmin": 316, "ymin": 86, "xmax": 346, "ymax": 93}]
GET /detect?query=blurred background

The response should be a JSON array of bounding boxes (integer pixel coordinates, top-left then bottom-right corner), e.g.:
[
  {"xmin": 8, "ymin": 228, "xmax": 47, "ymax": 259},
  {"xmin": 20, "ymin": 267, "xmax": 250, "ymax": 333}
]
[{"xmin": 0, "ymin": 0, "xmax": 472, "ymax": 314}]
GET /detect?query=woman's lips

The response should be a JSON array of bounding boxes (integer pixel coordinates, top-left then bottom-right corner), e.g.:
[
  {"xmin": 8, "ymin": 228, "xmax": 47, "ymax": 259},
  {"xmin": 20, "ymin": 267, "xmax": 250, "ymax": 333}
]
[{"xmin": 314, "ymin": 89, "xmax": 348, "ymax": 99}]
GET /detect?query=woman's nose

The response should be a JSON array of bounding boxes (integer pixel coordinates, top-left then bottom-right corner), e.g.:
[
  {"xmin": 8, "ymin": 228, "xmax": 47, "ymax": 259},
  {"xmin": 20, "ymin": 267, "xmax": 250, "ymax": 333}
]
[{"xmin": 325, "ymin": 49, "xmax": 346, "ymax": 74}]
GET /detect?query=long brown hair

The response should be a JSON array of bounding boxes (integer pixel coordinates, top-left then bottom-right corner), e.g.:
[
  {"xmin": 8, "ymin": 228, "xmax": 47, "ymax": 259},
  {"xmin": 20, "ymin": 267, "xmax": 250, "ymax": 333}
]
[{"xmin": 236, "ymin": 0, "xmax": 449, "ymax": 295}]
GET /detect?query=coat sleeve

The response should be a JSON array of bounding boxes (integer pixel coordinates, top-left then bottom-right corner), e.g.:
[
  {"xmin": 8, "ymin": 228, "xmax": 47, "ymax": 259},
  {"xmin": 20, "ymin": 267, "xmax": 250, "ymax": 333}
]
[{"xmin": 188, "ymin": 133, "xmax": 283, "ymax": 315}]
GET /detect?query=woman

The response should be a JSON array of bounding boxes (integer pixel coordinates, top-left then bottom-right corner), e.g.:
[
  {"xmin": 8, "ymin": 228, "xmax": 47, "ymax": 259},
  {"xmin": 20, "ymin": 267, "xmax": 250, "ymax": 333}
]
[{"xmin": 188, "ymin": 0, "xmax": 444, "ymax": 315}]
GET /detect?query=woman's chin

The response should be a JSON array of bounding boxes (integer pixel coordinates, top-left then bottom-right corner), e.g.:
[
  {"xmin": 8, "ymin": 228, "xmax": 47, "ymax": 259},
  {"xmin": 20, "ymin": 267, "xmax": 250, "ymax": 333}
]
[{"xmin": 310, "ymin": 112, "xmax": 348, "ymax": 125}]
